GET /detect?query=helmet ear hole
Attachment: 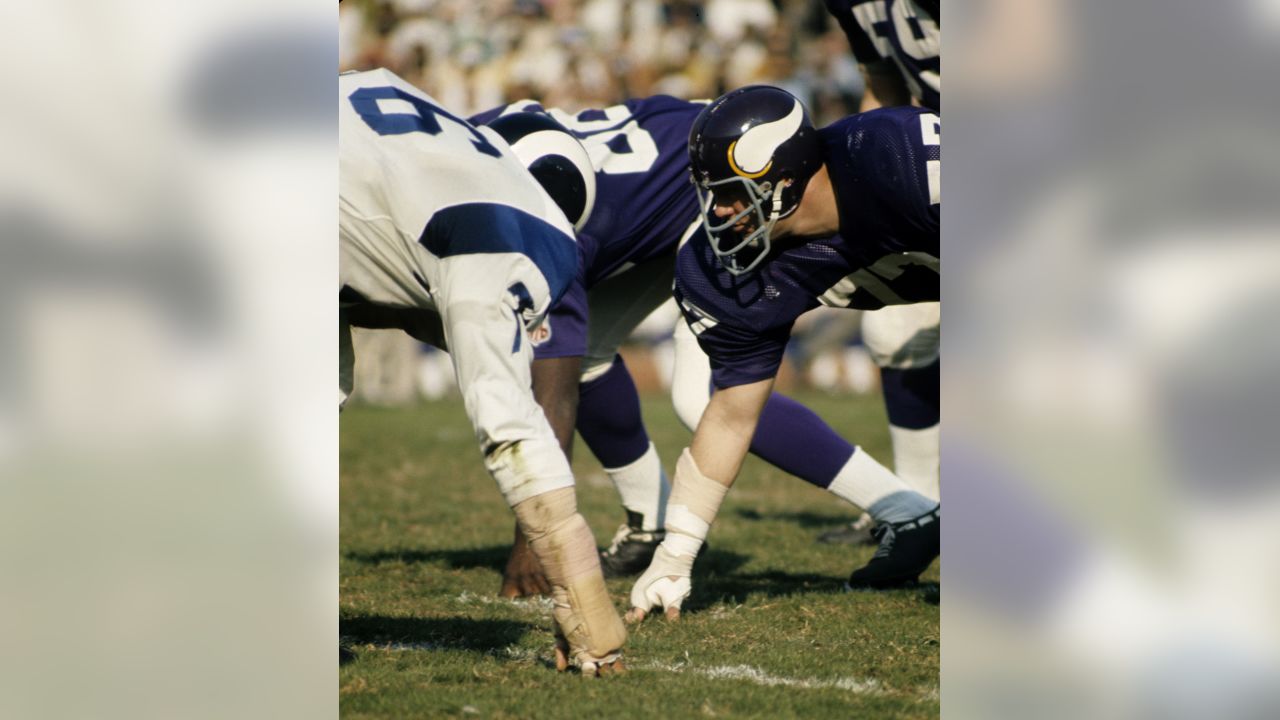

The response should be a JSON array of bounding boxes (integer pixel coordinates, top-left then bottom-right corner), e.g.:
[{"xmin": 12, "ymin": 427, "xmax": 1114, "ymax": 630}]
[
  {"xmin": 486, "ymin": 112, "xmax": 597, "ymax": 232},
  {"xmin": 527, "ymin": 156, "xmax": 589, "ymax": 228}
]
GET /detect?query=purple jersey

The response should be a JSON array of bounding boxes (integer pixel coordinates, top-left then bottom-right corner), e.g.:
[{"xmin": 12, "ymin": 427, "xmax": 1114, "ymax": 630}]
[
  {"xmin": 472, "ymin": 96, "xmax": 705, "ymax": 358},
  {"xmin": 825, "ymin": 0, "xmax": 940, "ymax": 111},
  {"xmin": 674, "ymin": 107, "xmax": 940, "ymax": 388}
]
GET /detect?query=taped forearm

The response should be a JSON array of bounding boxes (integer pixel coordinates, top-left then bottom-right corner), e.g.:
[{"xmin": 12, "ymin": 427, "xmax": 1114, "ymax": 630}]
[
  {"xmin": 628, "ymin": 449, "xmax": 727, "ymax": 614},
  {"xmin": 661, "ymin": 448, "xmax": 730, "ymax": 560},
  {"xmin": 513, "ymin": 487, "xmax": 627, "ymax": 660}
]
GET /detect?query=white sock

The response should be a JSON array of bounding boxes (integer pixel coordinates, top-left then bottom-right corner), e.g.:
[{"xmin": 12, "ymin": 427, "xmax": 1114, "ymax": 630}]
[
  {"xmin": 889, "ymin": 423, "xmax": 940, "ymax": 501},
  {"xmin": 605, "ymin": 442, "xmax": 670, "ymax": 531},
  {"xmin": 828, "ymin": 448, "xmax": 938, "ymax": 524}
]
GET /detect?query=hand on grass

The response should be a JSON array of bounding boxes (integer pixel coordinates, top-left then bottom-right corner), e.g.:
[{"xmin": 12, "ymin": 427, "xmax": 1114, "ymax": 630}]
[
  {"xmin": 626, "ymin": 546, "xmax": 692, "ymax": 622},
  {"xmin": 499, "ymin": 522, "xmax": 551, "ymax": 598}
]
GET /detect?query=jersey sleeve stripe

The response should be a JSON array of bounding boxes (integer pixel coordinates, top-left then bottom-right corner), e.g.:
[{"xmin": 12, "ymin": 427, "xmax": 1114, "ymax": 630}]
[{"xmin": 418, "ymin": 202, "xmax": 578, "ymax": 306}]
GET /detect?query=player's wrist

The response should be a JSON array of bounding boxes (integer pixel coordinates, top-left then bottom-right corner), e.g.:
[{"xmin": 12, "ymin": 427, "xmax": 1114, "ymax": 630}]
[
  {"xmin": 661, "ymin": 531, "xmax": 704, "ymax": 561},
  {"xmin": 648, "ymin": 542, "xmax": 697, "ymax": 578},
  {"xmin": 664, "ymin": 447, "xmax": 730, "ymax": 534}
]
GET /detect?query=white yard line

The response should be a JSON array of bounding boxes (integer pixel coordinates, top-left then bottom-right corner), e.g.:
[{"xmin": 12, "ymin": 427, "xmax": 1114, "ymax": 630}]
[
  {"xmin": 345, "ymin": 637, "xmax": 906, "ymax": 697},
  {"xmin": 639, "ymin": 661, "xmax": 885, "ymax": 695},
  {"xmin": 451, "ymin": 590, "xmax": 555, "ymax": 613}
]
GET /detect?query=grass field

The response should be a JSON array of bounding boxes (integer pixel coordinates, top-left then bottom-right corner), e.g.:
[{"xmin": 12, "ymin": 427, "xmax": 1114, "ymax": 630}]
[{"xmin": 340, "ymin": 389, "xmax": 939, "ymax": 718}]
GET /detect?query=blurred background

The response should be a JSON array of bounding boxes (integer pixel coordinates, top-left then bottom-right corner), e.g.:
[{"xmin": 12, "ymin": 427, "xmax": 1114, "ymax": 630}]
[
  {"xmin": 340, "ymin": 0, "xmax": 866, "ymax": 121},
  {"xmin": 1, "ymin": 0, "xmax": 1278, "ymax": 717}
]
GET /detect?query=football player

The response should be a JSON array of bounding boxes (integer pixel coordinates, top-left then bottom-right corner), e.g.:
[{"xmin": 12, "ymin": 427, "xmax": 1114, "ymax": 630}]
[
  {"xmin": 819, "ymin": 0, "xmax": 942, "ymax": 543},
  {"xmin": 630, "ymin": 85, "xmax": 942, "ymax": 621},
  {"xmin": 471, "ymin": 95, "xmax": 938, "ymax": 599},
  {"xmin": 825, "ymin": 0, "xmax": 939, "ymax": 111},
  {"xmin": 339, "ymin": 68, "xmax": 625, "ymax": 675}
]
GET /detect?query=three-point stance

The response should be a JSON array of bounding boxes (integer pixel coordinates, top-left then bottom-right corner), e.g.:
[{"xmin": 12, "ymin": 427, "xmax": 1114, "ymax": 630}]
[
  {"xmin": 630, "ymin": 86, "xmax": 942, "ymax": 621},
  {"xmin": 339, "ymin": 68, "xmax": 625, "ymax": 674}
]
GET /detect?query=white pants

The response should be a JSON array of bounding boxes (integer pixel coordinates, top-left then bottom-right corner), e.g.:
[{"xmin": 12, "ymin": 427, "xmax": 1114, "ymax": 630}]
[
  {"xmin": 861, "ymin": 302, "xmax": 940, "ymax": 370},
  {"xmin": 579, "ymin": 254, "xmax": 677, "ymax": 383}
]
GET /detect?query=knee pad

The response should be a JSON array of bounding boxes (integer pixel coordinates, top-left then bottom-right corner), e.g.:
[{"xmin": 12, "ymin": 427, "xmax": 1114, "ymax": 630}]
[
  {"xmin": 579, "ymin": 355, "xmax": 615, "ymax": 384},
  {"xmin": 512, "ymin": 488, "xmax": 627, "ymax": 659},
  {"xmin": 671, "ymin": 384, "xmax": 710, "ymax": 433},
  {"xmin": 862, "ymin": 303, "xmax": 940, "ymax": 369}
]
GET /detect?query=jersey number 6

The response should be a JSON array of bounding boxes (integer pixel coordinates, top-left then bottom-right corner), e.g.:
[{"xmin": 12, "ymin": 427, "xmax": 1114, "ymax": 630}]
[{"xmin": 349, "ymin": 86, "xmax": 501, "ymax": 158}]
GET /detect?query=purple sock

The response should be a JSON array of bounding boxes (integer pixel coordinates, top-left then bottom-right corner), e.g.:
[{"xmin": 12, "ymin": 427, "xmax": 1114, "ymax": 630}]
[
  {"xmin": 748, "ymin": 393, "xmax": 855, "ymax": 489},
  {"xmin": 880, "ymin": 361, "xmax": 940, "ymax": 429},
  {"xmin": 576, "ymin": 356, "xmax": 651, "ymax": 468}
]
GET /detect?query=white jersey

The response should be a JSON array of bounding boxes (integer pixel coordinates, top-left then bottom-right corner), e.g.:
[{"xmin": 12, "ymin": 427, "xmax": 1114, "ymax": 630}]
[
  {"xmin": 339, "ymin": 68, "xmax": 575, "ymax": 312},
  {"xmin": 339, "ymin": 69, "xmax": 580, "ymax": 505}
]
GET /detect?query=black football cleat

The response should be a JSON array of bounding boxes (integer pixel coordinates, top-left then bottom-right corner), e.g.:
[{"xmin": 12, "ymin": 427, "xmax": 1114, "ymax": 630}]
[
  {"xmin": 599, "ymin": 521, "xmax": 665, "ymax": 579},
  {"xmin": 845, "ymin": 507, "xmax": 940, "ymax": 590}
]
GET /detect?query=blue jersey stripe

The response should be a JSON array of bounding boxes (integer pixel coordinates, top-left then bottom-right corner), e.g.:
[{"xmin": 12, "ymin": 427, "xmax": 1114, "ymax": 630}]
[{"xmin": 418, "ymin": 203, "xmax": 578, "ymax": 306}]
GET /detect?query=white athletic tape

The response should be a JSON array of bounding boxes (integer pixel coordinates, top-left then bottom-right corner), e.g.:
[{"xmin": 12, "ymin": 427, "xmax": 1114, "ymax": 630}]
[
  {"xmin": 652, "ymin": 448, "xmax": 729, "ymax": 583},
  {"xmin": 630, "ymin": 545, "xmax": 694, "ymax": 612},
  {"xmin": 666, "ymin": 504, "xmax": 710, "ymax": 540},
  {"xmin": 662, "ymin": 531, "xmax": 704, "ymax": 559},
  {"xmin": 666, "ymin": 448, "xmax": 729, "ymax": 529}
]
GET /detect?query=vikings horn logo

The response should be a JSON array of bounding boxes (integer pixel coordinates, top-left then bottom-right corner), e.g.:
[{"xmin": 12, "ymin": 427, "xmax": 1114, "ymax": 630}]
[{"xmin": 726, "ymin": 101, "xmax": 804, "ymax": 179}]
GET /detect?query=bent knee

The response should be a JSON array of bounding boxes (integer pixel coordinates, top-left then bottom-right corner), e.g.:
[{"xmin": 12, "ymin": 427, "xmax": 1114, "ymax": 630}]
[
  {"xmin": 671, "ymin": 385, "xmax": 709, "ymax": 432},
  {"xmin": 863, "ymin": 303, "xmax": 940, "ymax": 369}
]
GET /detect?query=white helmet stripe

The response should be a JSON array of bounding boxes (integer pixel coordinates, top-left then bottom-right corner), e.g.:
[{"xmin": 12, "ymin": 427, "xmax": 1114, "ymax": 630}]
[
  {"xmin": 507, "ymin": 130, "xmax": 595, "ymax": 182},
  {"xmin": 732, "ymin": 101, "xmax": 803, "ymax": 175},
  {"xmin": 505, "ymin": 129, "xmax": 597, "ymax": 231}
]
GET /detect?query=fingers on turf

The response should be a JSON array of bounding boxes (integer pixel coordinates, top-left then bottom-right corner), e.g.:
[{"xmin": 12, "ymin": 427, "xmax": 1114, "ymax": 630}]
[
  {"xmin": 498, "ymin": 573, "xmax": 552, "ymax": 599},
  {"xmin": 581, "ymin": 658, "xmax": 625, "ymax": 678},
  {"xmin": 594, "ymin": 660, "xmax": 625, "ymax": 677},
  {"xmin": 626, "ymin": 605, "xmax": 681, "ymax": 623},
  {"xmin": 554, "ymin": 637, "xmax": 570, "ymax": 672}
]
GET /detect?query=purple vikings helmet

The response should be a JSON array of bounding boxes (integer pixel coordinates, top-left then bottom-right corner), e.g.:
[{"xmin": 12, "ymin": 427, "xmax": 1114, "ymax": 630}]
[{"xmin": 688, "ymin": 85, "xmax": 823, "ymax": 275}]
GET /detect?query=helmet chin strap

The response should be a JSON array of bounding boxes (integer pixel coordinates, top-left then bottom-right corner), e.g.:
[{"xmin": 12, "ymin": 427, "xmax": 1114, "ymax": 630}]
[{"xmin": 768, "ymin": 184, "xmax": 784, "ymax": 225}]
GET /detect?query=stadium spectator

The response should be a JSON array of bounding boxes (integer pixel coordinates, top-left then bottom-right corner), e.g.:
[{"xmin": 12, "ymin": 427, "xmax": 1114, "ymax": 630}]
[{"xmin": 338, "ymin": 0, "xmax": 861, "ymax": 121}]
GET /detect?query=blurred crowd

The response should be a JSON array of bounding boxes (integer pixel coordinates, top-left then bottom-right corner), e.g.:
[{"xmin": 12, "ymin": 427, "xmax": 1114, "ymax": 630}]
[{"xmin": 339, "ymin": 0, "xmax": 865, "ymax": 124}]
